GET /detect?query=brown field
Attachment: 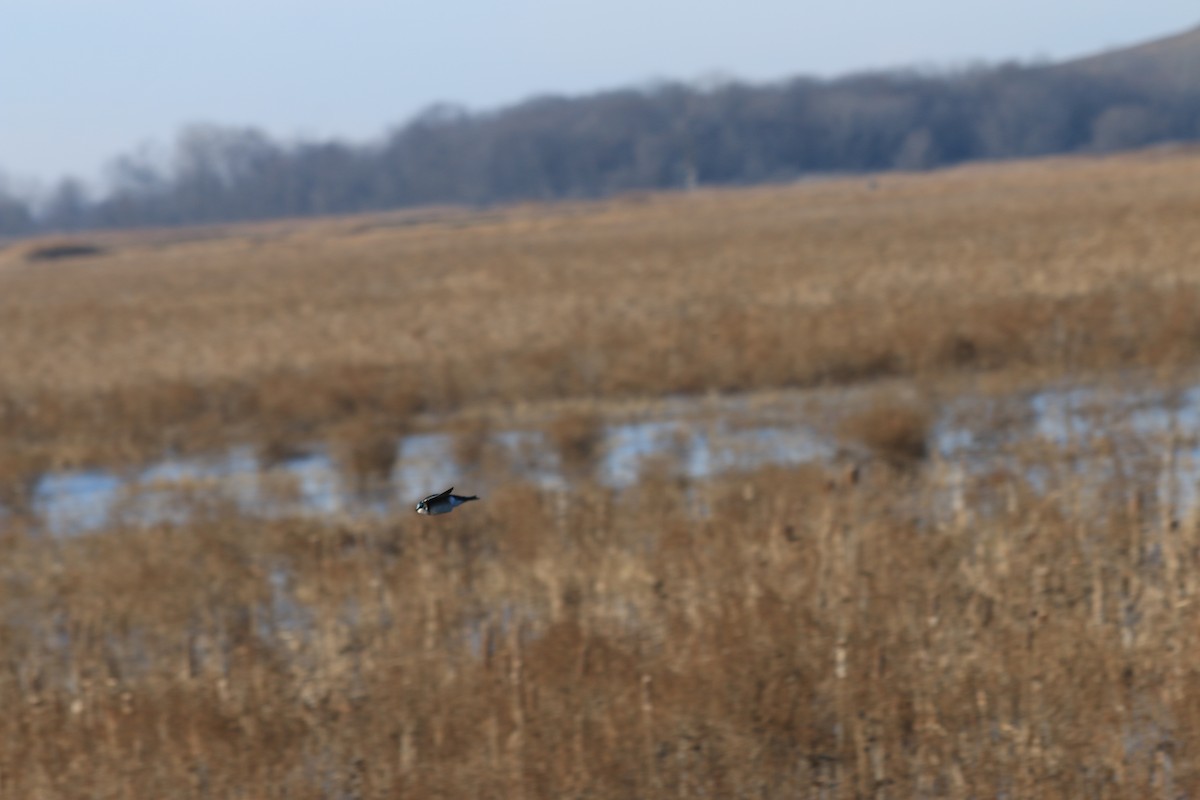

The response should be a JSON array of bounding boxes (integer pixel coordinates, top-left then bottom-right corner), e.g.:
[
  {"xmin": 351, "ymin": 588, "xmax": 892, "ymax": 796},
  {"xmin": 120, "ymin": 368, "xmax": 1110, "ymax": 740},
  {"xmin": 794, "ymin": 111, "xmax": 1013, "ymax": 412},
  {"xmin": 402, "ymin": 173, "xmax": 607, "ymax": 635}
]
[
  {"xmin": 3, "ymin": 149, "xmax": 1200, "ymax": 475},
  {"xmin": 3, "ymin": 150, "xmax": 1200, "ymax": 795}
]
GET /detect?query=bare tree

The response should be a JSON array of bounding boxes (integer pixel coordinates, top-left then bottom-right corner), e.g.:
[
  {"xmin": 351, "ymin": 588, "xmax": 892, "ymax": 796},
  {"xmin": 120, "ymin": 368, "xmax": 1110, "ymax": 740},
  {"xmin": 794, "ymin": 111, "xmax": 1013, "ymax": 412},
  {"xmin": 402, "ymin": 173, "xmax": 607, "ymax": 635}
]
[{"xmin": 7, "ymin": 38, "xmax": 1200, "ymax": 233}]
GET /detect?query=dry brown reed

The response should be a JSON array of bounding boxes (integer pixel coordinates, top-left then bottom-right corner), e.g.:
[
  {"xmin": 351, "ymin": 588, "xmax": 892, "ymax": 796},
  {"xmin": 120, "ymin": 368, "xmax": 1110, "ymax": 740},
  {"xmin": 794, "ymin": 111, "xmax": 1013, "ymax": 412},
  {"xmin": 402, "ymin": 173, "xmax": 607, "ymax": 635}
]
[
  {"xmin": 0, "ymin": 451, "xmax": 44, "ymax": 518},
  {"xmin": 328, "ymin": 417, "xmax": 405, "ymax": 494},
  {"xmin": 545, "ymin": 409, "xmax": 605, "ymax": 477},
  {"xmin": 6, "ymin": 149, "xmax": 1200, "ymax": 795},
  {"xmin": 4, "ymin": 151, "xmax": 1200, "ymax": 480},
  {"xmin": 838, "ymin": 396, "xmax": 933, "ymax": 470},
  {"xmin": 0, "ymin": 449, "xmax": 1196, "ymax": 796},
  {"xmin": 450, "ymin": 415, "xmax": 496, "ymax": 476}
]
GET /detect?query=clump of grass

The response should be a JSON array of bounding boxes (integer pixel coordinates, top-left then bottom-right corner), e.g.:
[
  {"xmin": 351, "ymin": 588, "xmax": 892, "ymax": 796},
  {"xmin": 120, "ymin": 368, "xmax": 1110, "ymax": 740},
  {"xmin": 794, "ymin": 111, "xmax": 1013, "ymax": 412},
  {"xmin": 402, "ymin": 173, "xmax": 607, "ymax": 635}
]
[
  {"xmin": 254, "ymin": 425, "xmax": 310, "ymax": 469},
  {"xmin": 838, "ymin": 396, "xmax": 932, "ymax": 469},
  {"xmin": 450, "ymin": 415, "xmax": 492, "ymax": 474},
  {"xmin": 546, "ymin": 409, "xmax": 605, "ymax": 478},
  {"xmin": 0, "ymin": 452, "xmax": 44, "ymax": 517},
  {"xmin": 328, "ymin": 417, "xmax": 403, "ymax": 493}
]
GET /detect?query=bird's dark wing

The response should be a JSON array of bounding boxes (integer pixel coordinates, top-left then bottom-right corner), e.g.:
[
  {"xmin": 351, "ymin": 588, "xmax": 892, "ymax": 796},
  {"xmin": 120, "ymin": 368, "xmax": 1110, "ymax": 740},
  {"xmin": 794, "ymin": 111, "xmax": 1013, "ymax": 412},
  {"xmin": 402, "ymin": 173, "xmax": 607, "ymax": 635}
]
[{"xmin": 422, "ymin": 487, "xmax": 454, "ymax": 503}]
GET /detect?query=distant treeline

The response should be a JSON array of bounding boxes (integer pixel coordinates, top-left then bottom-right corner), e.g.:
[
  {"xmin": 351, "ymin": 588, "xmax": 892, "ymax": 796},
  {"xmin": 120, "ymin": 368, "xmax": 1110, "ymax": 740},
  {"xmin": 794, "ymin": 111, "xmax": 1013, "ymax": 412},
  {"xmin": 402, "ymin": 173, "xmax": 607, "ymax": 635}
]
[{"xmin": 3, "ymin": 60, "xmax": 1199, "ymax": 234}]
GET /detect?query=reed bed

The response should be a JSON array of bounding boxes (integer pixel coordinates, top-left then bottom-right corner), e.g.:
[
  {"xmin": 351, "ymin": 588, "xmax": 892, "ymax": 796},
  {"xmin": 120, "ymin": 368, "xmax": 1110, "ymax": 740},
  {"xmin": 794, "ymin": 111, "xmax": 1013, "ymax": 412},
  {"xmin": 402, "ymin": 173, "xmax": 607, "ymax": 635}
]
[
  {"xmin": 0, "ymin": 447, "xmax": 1197, "ymax": 797},
  {"xmin": 4, "ymin": 150, "xmax": 1200, "ymax": 795},
  {"xmin": 3, "ymin": 150, "xmax": 1200, "ymax": 484}
]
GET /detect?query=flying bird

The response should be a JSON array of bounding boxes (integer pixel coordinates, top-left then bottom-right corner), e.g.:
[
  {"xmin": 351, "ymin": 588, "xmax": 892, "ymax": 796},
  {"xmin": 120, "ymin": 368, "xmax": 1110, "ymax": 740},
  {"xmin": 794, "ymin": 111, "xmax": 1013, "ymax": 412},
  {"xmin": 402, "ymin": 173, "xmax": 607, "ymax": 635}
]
[{"xmin": 415, "ymin": 487, "xmax": 479, "ymax": 516}]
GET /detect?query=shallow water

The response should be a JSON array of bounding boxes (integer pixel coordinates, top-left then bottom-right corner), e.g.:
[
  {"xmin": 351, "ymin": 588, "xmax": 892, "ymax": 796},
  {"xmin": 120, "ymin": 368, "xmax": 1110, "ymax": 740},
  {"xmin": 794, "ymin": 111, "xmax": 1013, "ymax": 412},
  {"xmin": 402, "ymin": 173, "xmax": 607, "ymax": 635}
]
[{"xmin": 16, "ymin": 378, "xmax": 1200, "ymax": 535}]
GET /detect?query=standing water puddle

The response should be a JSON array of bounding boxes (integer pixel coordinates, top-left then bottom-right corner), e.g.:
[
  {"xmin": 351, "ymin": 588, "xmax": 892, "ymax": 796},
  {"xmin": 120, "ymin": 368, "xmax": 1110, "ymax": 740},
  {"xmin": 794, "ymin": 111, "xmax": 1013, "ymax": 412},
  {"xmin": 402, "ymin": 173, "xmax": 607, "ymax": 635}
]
[{"xmin": 14, "ymin": 378, "xmax": 1200, "ymax": 535}]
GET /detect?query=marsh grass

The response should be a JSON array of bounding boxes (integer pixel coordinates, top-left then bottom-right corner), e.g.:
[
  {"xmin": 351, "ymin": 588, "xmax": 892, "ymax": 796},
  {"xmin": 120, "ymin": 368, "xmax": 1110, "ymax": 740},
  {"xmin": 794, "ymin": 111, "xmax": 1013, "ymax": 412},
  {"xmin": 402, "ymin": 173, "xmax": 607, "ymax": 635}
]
[
  {"xmin": 6, "ymin": 150, "xmax": 1200, "ymax": 795},
  {"xmin": 4, "ymin": 152, "xmax": 1200, "ymax": 480},
  {"xmin": 0, "ymin": 446, "xmax": 1197, "ymax": 796},
  {"xmin": 451, "ymin": 415, "xmax": 502, "ymax": 478},
  {"xmin": 838, "ymin": 396, "xmax": 933, "ymax": 470},
  {"xmin": 328, "ymin": 417, "xmax": 405, "ymax": 495},
  {"xmin": 545, "ymin": 409, "xmax": 605, "ymax": 478}
]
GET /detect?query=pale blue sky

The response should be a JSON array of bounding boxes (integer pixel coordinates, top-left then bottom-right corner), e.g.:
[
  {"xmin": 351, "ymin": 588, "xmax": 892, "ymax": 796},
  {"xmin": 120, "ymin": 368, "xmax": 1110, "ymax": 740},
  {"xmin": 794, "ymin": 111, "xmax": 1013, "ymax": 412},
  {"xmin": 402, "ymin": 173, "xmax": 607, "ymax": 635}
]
[{"xmin": 2, "ymin": 1, "xmax": 1197, "ymax": 188}]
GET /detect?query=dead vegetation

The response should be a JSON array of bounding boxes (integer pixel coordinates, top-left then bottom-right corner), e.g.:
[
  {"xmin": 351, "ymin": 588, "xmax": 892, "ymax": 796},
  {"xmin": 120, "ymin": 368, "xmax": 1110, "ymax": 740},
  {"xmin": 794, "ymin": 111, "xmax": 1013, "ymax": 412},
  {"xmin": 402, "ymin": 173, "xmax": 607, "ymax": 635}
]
[
  {"xmin": 2, "ymin": 152, "xmax": 1200, "ymax": 478},
  {"xmin": 838, "ymin": 396, "xmax": 932, "ymax": 470},
  {"xmin": 545, "ymin": 409, "xmax": 605, "ymax": 477},
  {"xmin": 0, "ymin": 452, "xmax": 1196, "ymax": 796},
  {"xmin": 328, "ymin": 416, "xmax": 404, "ymax": 494},
  {"xmin": 4, "ymin": 151, "xmax": 1200, "ymax": 795}
]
